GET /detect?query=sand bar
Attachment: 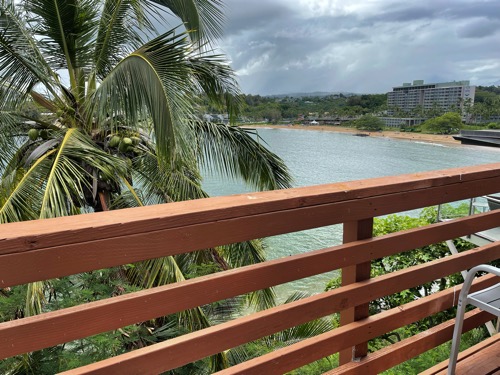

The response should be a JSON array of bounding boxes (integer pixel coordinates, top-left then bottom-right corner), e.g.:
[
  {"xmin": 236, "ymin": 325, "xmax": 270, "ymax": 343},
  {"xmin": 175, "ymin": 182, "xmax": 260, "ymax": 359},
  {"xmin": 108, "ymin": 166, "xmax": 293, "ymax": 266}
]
[{"xmin": 242, "ymin": 124, "xmax": 460, "ymax": 146}]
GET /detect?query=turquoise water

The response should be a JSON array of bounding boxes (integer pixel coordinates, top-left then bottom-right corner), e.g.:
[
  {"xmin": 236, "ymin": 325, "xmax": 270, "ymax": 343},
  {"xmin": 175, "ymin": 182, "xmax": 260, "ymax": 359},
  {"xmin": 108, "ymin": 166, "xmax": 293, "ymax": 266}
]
[{"xmin": 203, "ymin": 128, "xmax": 500, "ymax": 299}]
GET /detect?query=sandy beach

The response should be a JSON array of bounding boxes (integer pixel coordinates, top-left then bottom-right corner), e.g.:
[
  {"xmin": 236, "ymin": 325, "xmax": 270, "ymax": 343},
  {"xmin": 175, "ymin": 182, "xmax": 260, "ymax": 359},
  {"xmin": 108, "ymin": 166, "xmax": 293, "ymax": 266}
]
[{"xmin": 243, "ymin": 124, "xmax": 461, "ymax": 146}]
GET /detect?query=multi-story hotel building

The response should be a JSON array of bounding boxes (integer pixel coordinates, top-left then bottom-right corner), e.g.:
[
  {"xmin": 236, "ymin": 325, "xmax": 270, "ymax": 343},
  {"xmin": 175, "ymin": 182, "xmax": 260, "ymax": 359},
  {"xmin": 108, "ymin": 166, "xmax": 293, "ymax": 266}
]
[{"xmin": 387, "ymin": 80, "xmax": 475, "ymax": 115}]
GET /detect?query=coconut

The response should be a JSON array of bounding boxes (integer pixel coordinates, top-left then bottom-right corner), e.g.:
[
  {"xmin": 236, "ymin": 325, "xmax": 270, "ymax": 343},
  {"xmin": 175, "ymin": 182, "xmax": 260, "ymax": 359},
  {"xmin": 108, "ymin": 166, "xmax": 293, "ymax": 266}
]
[
  {"xmin": 119, "ymin": 137, "xmax": 133, "ymax": 152},
  {"xmin": 28, "ymin": 128, "xmax": 39, "ymax": 141},
  {"xmin": 40, "ymin": 129, "xmax": 49, "ymax": 140},
  {"xmin": 131, "ymin": 136, "xmax": 141, "ymax": 146},
  {"xmin": 108, "ymin": 135, "xmax": 121, "ymax": 148}
]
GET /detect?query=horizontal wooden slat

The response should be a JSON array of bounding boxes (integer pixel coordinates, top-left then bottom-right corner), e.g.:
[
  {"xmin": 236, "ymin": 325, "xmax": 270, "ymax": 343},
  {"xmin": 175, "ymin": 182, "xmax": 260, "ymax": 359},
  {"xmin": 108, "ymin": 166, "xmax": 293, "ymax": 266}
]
[
  {"xmin": 1, "ymin": 164, "xmax": 500, "ymax": 374},
  {"xmin": 214, "ymin": 296, "xmax": 496, "ymax": 375},
  {"xmin": 421, "ymin": 334, "xmax": 500, "ymax": 375},
  {"xmin": 325, "ymin": 309, "xmax": 492, "ymax": 375},
  {"xmin": 2, "ymin": 185, "xmax": 500, "ymax": 289},
  {"xmin": 2, "ymin": 214, "xmax": 500, "ymax": 358},
  {"xmin": 1, "ymin": 163, "xmax": 499, "ymax": 257},
  {"xmin": 56, "ymin": 254, "xmax": 500, "ymax": 374}
]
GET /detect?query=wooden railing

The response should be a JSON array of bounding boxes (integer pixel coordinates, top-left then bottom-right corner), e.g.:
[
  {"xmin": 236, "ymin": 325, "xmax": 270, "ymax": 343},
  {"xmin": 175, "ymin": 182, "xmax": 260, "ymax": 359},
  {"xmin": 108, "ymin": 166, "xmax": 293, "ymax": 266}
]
[{"xmin": 1, "ymin": 163, "xmax": 500, "ymax": 374}]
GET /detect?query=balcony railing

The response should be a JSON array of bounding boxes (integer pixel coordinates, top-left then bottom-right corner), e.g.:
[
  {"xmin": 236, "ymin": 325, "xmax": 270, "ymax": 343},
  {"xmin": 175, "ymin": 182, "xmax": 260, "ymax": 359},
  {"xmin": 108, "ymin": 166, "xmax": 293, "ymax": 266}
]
[{"xmin": 1, "ymin": 163, "xmax": 500, "ymax": 374}]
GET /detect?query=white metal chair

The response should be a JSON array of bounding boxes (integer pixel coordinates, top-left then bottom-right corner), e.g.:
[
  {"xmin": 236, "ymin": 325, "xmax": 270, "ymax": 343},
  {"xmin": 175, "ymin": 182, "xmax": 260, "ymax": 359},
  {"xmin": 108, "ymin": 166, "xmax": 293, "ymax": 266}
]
[{"xmin": 448, "ymin": 264, "xmax": 500, "ymax": 374}]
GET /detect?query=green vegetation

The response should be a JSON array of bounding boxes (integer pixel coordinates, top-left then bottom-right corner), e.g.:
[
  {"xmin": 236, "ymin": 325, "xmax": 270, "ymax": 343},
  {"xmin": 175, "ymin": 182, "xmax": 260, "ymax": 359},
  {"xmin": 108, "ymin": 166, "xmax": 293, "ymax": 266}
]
[
  {"xmin": 0, "ymin": 0, "xmax": 293, "ymax": 373},
  {"xmin": 421, "ymin": 112, "xmax": 463, "ymax": 134},
  {"xmin": 354, "ymin": 114, "xmax": 384, "ymax": 131},
  {"xmin": 471, "ymin": 86, "xmax": 500, "ymax": 117},
  {"xmin": 234, "ymin": 93, "xmax": 387, "ymax": 123}
]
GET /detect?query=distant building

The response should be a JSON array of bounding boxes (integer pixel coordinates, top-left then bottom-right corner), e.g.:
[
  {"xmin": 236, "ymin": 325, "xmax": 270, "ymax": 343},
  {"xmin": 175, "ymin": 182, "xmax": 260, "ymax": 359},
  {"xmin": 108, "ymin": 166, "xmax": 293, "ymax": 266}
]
[
  {"xmin": 202, "ymin": 113, "xmax": 229, "ymax": 124},
  {"xmin": 387, "ymin": 80, "xmax": 475, "ymax": 115},
  {"xmin": 379, "ymin": 117, "xmax": 426, "ymax": 128}
]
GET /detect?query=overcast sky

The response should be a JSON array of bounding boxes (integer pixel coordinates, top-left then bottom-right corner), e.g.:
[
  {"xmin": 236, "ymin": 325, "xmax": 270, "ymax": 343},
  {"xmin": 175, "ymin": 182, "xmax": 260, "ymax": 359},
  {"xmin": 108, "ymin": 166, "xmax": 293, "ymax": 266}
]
[{"xmin": 215, "ymin": 0, "xmax": 500, "ymax": 95}]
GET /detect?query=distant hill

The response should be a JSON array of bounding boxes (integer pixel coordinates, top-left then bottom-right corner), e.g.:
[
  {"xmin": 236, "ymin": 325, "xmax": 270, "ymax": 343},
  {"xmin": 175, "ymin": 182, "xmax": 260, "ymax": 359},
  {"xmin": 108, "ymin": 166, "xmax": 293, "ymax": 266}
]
[{"xmin": 267, "ymin": 91, "xmax": 358, "ymax": 98}]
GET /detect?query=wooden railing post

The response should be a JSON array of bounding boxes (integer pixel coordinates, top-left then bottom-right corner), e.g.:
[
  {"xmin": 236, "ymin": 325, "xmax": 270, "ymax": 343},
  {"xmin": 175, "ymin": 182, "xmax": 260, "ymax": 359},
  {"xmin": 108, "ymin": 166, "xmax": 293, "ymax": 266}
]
[{"xmin": 339, "ymin": 218, "xmax": 373, "ymax": 365}]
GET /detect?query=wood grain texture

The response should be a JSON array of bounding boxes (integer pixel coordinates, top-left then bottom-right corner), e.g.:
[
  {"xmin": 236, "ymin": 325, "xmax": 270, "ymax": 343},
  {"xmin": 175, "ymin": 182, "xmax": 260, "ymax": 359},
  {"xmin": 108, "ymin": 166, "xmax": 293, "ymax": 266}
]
[
  {"xmin": 55, "ymin": 269, "xmax": 499, "ymax": 373},
  {"xmin": 339, "ymin": 219, "xmax": 373, "ymax": 364},
  {"xmin": 421, "ymin": 334, "xmax": 500, "ymax": 375},
  {"xmin": 1, "ymin": 218, "xmax": 500, "ymax": 359},
  {"xmin": 2, "ymin": 180, "xmax": 500, "ymax": 288},
  {"xmin": 326, "ymin": 309, "xmax": 492, "ymax": 374},
  {"xmin": 1, "ymin": 163, "xmax": 499, "ymax": 257},
  {"xmin": 213, "ymin": 282, "xmax": 497, "ymax": 375}
]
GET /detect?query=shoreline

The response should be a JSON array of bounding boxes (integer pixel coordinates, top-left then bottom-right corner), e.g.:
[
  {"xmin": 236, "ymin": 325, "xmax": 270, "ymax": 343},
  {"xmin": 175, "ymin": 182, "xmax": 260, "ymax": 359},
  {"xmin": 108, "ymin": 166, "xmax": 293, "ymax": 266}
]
[{"xmin": 242, "ymin": 124, "xmax": 461, "ymax": 146}]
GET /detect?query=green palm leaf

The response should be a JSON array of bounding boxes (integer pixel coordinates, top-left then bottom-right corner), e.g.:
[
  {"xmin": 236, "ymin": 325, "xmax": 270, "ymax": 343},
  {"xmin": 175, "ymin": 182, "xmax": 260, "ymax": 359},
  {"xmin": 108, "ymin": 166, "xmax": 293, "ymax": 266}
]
[
  {"xmin": 93, "ymin": 0, "xmax": 145, "ymax": 79},
  {"xmin": 188, "ymin": 54, "xmax": 242, "ymax": 120},
  {"xmin": 25, "ymin": 281, "xmax": 46, "ymax": 317},
  {"xmin": 25, "ymin": 0, "xmax": 99, "ymax": 90},
  {"xmin": 38, "ymin": 129, "xmax": 127, "ymax": 218},
  {"xmin": 126, "ymin": 256, "xmax": 214, "ymax": 334},
  {"xmin": 0, "ymin": 149, "xmax": 55, "ymax": 223},
  {"xmin": 92, "ymin": 29, "xmax": 191, "ymax": 164},
  {"xmin": 152, "ymin": 0, "xmax": 224, "ymax": 43},
  {"xmin": 0, "ymin": 110, "xmax": 21, "ymax": 171},
  {"xmin": 130, "ymin": 144, "xmax": 209, "ymax": 204},
  {"xmin": 195, "ymin": 121, "xmax": 293, "ymax": 190},
  {"xmin": 0, "ymin": 128, "xmax": 127, "ymax": 222},
  {"xmin": 0, "ymin": 3, "xmax": 58, "ymax": 101}
]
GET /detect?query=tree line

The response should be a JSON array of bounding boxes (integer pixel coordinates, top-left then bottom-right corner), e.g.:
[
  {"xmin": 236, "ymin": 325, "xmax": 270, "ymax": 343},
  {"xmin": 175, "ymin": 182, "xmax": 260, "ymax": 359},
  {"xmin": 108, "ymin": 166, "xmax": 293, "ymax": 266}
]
[
  {"xmin": 229, "ymin": 86, "xmax": 500, "ymax": 128},
  {"xmin": 232, "ymin": 93, "xmax": 388, "ymax": 123}
]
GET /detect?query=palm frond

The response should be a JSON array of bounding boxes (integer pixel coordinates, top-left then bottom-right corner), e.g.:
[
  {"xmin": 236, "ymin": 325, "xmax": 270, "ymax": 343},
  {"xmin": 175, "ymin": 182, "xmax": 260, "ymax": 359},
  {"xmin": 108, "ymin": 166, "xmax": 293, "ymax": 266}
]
[
  {"xmin": 245, "ymin": 287, "xmax": 277, "ymax": 312},
  {"xmin": 25, "ymin": 281, "xmax": 46, "ymax": 316},
  {"xmin": 0, "ymin": 3, "xmax": 58, "ymax": 102},
  {"xmin": 195, "ymin": 121, "xmax": 293, "ymax": 190},
  {"xmin": 0, "ymin": 149, "xmax": 55, "ymax": 223},
  {"xmin": 39, "ymin": 129, "xmax": 128, "ymax": 218},
  {"xmin": 93, "ymin": 0, "xmax": 145, "ymax": 79},
  {"xmin": 25, "ymin": 0, "xmax": 99, "ymax": 88},
  {"xmin": 132, "ymin": 144, "xmax": 209, "ymax": 204},
  {"xmin": 38, "ymin": 129, "xmax": 89, "ymax": 218},
  {"xmin": 0, "ymin": 110, "xmax": 22, "ymax": 171},
  {"xmin": 92, "ymin": 29, "xmax": 195, "ymax": 164},
  {"xmin": 127, "ymin": 256, "xmax": 186, "ymax": 289},
  {"xmin": 209, "ymin": 351, "xmax": 229, "ymax": 373},
  {"xmin": 218, "ymin": 240, "xmax": 267, "ymax": 268},
  {"xmin": 113, "ymin": 176, "xmax": 145, "ymax": 208},
  {"xmin": 0, "ymin": 128, "xmax": 127, "ymax": 222},
  {"xmin": 152, "ymin": 0, "xmax": 225, "ymax": 43},
  {"xmin": 187, "ymin": 54, "xmax": 242, "ymax": 121}
]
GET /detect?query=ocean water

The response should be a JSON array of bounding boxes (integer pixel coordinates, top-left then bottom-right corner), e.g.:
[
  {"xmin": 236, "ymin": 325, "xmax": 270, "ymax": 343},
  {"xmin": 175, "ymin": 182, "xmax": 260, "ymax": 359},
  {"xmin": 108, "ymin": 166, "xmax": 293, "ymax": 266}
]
[{"xmin": 203, "ymin": 128, "xmax": 500, "ymax": 300}]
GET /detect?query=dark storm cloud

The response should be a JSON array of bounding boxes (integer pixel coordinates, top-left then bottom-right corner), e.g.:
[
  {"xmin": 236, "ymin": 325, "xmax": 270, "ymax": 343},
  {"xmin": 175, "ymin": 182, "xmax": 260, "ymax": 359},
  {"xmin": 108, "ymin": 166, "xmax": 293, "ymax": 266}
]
[
  {"xmin": 441, "ymin": 1, "xmax": 500, "ymax": 20},
  {"xmin": 456, "ymin": 19, "xmax": 500, "ymax": 38},
  {"xmin": 366, "ymin": 4, "xmax": 437, "ymax": 24},
  {"xmin": 224, "ymin": 0, "xmax": 298, "ymax": 35},
  {"xmin": 218, "ymin": 0, "xmax": 500, "ymax": 95}
]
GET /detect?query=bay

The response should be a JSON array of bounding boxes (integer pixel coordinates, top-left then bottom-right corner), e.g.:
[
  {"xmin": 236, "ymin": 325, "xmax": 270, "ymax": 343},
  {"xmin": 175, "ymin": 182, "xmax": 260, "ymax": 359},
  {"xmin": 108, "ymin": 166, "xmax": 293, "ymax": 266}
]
[{"xmin": 203, "ymin": 128, "xmax": 500, "ymax": 300}]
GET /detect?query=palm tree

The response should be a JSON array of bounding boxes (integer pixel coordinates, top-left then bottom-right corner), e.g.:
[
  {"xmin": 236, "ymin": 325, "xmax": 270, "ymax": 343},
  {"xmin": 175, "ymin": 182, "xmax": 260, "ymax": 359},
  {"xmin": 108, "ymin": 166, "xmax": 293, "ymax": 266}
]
[{"xmin": 0, "ymin": 0, "xmax": 292, "ymax": 371}]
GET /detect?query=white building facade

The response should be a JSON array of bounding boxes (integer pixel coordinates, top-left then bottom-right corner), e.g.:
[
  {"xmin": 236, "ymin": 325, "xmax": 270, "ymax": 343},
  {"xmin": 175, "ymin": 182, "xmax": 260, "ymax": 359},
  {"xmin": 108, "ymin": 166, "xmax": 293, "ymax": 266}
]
[{"xmin": 387, "ymin": 80, "xmax": 475, "ymax": 115}]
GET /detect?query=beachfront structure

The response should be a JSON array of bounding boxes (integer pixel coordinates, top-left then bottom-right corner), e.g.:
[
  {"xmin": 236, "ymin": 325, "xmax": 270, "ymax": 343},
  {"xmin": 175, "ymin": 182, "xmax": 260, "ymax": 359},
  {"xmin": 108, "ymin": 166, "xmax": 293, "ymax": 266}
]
[
  {"xmin": 379, "ymin": 117, "xmax": 426, "ymax": 128},
  {"xmin": 387, "ymin": 80, "xmax": 475, "ymax": 115}
]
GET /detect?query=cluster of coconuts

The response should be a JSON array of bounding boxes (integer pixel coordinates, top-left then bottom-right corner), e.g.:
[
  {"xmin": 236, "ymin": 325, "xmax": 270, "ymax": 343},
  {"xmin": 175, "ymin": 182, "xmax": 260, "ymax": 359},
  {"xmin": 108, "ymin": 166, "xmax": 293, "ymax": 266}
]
[
  {"xmin": 28, "ymin": 128, "xmax": 49, "ymax": 141},
  {"xmin": 108, "ymin": 134, "xmax": 141, "ymax": 152}
]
